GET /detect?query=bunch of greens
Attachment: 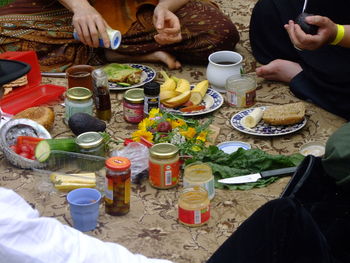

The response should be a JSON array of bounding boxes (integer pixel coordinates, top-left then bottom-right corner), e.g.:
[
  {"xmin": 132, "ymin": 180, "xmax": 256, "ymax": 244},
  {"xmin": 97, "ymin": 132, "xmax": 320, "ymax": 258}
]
[{"xmin": 186, "ymin": 146, "xmax": 305, "ymax": 190}]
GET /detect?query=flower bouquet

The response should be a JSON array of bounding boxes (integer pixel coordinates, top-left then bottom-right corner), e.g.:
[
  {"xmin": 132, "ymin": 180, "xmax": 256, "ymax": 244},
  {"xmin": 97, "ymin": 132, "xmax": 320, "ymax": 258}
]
[{"xmin": 130, "ymin": 108, "xmax": 213, "ymax": 157}]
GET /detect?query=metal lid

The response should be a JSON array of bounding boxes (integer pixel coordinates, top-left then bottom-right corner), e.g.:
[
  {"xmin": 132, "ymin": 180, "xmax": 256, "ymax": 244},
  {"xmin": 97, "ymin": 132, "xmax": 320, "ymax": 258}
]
[
  {"xmin": 76, "ymin": 132, "xmax": 103, "ymax": 149},
  {"xmin": 124, "ymin": 88, "xmax": 144, "ymax": 103},
  {"xmin": 105, "ymin": 156, "xmax": 131, "ymax": 170},
  {"xmin": 149, "ymin": 143, "xmax": 179, "ymax": 159},
  {"xmin": 66, "ymin": 87, "xmax": 92, "ymax": 101},
  {"xmin": 217, "ymin": 141, "xmax": 251, "ymax": 154}
]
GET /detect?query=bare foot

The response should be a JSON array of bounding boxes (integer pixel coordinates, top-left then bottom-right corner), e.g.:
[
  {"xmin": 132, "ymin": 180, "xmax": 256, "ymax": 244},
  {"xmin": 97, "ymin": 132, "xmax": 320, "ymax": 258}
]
[
  {"xmin": 104, "ymin": 50, "xmax": 181, "ymax": 69},
  {"xmin": 256, "ymin": 59, "xmax": 302, "ymax": 83}
]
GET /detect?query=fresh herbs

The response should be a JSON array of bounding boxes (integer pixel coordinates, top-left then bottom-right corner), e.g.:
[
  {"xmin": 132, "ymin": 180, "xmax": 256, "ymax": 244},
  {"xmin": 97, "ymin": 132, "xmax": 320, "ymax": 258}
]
[{"xmin": 186, "ymin": 146, "xmax": 305, "ymax": 190}]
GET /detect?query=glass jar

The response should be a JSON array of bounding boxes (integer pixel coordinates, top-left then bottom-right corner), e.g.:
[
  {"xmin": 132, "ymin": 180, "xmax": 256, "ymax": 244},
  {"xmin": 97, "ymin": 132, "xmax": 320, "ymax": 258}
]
[
  {"xmin": 149, "ymin": 143, "xmax": 180, "ymax": 189},
  {"xmin": 64, "ymin": 87, "xmax": 93, "ymax": 124},
  {"xmin": 143, "ymin": 81, "xmax": 160, "ymax": 115},
  {"xmin": 105, "ymin": 156, "xmax": 131, "ymax": 216},
  {"xmin": 183, "ymin": 162, "xmax": 215, "ymax": 200},
  {"xmin": 123, "ymin": 88, "xmax": 144, "ymax": 123},
  {"xmin": 225, "ymin": 74, "xmax": 256, "ymax": 107},
  {"xmin": 92, "ymin": 68, "xmax": 112, "ymax": 121},
  {"xmin": 178, "ymin": 186, "xmax": 210, "ymax": 227}
]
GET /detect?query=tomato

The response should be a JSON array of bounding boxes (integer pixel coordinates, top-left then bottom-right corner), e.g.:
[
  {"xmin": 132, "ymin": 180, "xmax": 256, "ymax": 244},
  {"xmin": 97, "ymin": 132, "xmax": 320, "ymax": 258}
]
[
  {"xmin": 19, "ymin": 144, "xmax": 31, "ymax": 154},
  {"xmin": 19, "ymin": 152, "xmax": 30, "ymax": 159},
  {"xmin": 10, "ymin": 145, "xmax": 17, "ymax": 153}
]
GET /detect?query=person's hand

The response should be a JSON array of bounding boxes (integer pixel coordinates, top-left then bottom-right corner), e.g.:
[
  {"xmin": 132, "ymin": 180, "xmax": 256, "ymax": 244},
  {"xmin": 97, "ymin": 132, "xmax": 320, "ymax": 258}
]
[
  {"xmin": 153, "ymin": 4, "xmax": 182, "ymax": 45},
  {"xmin": 72, "ymin": 3, "xmax": 110, "ymax": 48},
  {"xmin": 285, "ymin": 15, "xmax": 337, "ymax": 50}
]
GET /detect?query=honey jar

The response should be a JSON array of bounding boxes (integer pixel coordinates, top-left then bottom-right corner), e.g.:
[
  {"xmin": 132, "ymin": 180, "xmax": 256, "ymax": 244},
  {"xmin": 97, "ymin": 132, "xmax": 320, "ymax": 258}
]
[
  {"xmin": 149, "ymin": 143, "xmax": 180, "ymax": 189},
  {"xmin": 178, "ymin": 186, "xmax": 210, "ymax": 227}
]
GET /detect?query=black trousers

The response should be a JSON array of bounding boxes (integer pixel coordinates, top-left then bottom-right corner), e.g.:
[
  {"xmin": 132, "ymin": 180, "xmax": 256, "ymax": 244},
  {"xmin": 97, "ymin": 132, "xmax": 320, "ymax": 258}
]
[{"xmin": 249, "ymin": 0, "xmax": 350, "ymax": 120}]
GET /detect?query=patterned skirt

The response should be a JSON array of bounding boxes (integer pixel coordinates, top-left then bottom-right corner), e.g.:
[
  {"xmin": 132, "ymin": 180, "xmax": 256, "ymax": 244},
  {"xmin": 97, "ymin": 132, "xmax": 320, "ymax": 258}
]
[{"xmin": 0, "ymin": 0, "xmax": 239, "ymax": 72}]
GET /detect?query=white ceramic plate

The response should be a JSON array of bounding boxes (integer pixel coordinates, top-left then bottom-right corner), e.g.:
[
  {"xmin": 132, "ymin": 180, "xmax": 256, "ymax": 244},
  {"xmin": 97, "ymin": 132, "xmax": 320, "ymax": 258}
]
[
  {"xmin": 108, "ymin": 64, "xmax": 156, "ymax": 91},
  {"xmin": 161, "ymin": 88, "xmax": 224, "ymax": 116},
  {"xmin": 230, "ymin": 106, "xmax": 307, "ymax": 136}
]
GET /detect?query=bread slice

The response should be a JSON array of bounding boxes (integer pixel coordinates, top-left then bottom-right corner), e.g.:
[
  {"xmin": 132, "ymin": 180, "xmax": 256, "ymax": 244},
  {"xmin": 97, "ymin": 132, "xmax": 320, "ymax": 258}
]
[
  {"xmin": 14, "ymin": 106, "xmax": 55, "ymax": 130},
  {"xmin": 103, "ymin": 63, "xmax": 142, "ymax": 84},
  {"xmin": 262, "ymin": 102, "xmax": 305, "ymax": 125}
]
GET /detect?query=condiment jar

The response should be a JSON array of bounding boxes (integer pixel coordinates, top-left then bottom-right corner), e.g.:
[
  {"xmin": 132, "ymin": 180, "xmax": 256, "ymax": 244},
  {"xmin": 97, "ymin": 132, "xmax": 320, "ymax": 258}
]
[
  {"xmin": 76, "ymin": 131, "xmax": 106, "ymax": 156},
  {"xmin": 178, "ymin": 186, "xmax": 210, "ymax": 227},
  {"xmin": 149, "ymin": 143, "xmax": 180, "ymax": 189},
  {"xmin": 143, "ymin": 81, "xmax": 160, "ymax": 115},
  {"xmin": 123, "ymin": 88, "xmax": 144, "ymax": 123},
  {"xmin": 105, "ymin": 156, "xmax": 131, "ymax": 216},
  {"xmin": 92, "ymin": 68, "xmax": 112, "ymax": 121},
  {"xmin": 183, "ymin": 162, "xmax": 215, "ymax": 200},
  {"xmin": 64, "ymin": 87, "xmax": 93, "ymax": 124},
  {"xmin": 225, "ymin": 74, "xmax": 256, "ymax": 107}
]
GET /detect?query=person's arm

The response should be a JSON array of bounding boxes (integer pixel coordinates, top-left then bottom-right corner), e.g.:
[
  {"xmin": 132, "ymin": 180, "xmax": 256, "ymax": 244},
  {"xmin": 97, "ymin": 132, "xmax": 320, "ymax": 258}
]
[
  {"xmin": 152, "ymin": 0, "xmax": 189, "ymax": 45},
  {"xmin": 58, "ymin": 0, "xmax": 110, "ymax": 48},
  {"xmin": 285, "ymin": 15, "xmax": 350, "ymax": 50}
]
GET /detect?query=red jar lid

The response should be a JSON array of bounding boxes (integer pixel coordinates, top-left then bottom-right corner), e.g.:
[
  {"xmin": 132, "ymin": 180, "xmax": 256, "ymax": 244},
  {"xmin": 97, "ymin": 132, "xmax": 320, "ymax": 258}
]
[{"xmin": 105, "ymin": 156, "xmax": 131, "ymax": 170}]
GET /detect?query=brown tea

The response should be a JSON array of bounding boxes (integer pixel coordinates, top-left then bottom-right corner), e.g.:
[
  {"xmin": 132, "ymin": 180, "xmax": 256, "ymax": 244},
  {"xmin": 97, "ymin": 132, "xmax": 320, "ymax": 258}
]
[{"xmin": 215, "ymin": 61, "xmax": 238, "ymax": 65}]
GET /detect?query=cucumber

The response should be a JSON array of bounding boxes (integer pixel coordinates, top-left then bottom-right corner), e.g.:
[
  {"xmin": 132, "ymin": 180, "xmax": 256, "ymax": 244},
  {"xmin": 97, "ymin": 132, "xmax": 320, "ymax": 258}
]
[{"xmin": 35, "ymin": 138, "xmax": 78, "ymax": 162}]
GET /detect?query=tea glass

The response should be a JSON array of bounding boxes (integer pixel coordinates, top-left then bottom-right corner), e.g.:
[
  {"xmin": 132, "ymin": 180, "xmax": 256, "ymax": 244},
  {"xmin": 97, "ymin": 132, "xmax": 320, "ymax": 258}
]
[{"xmin": 66, "ymin": 65, "xmax": 94, "ymax": 91}]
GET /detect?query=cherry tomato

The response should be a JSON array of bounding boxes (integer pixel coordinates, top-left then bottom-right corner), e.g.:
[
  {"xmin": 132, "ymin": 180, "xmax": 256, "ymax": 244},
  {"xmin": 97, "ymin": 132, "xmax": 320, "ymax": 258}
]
[
  {"xmin": 19, "ymin": 144, "xmax": 31, "ymax": 154},
  {"xmin": 19, "ymin": 152, "xmax": 30, "ymax": 159},
  {"xmin": 10, "ymin": 145, "xmax": 17, "ymax": 153}
]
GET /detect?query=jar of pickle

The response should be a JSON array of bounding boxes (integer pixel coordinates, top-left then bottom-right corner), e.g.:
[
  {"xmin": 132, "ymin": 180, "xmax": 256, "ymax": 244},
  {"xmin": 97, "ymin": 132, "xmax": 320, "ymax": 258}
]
[
  {"xmin": 178, "ymin": 186, "xmax": 210, "ymax": 227},
  {"xmin": 149, "ymin": 143, "xmax": 180, "ymax": 189},
  {"xmin": 104, "ymin": 156, "xmax": 131, "ymax": 216}
]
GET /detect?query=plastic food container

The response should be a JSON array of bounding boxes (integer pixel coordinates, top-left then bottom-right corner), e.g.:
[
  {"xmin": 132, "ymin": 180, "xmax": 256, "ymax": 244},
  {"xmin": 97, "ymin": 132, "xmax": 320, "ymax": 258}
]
[{"xmin": 0, "ymin": 51, "xmax": 66, "ymax": 115}]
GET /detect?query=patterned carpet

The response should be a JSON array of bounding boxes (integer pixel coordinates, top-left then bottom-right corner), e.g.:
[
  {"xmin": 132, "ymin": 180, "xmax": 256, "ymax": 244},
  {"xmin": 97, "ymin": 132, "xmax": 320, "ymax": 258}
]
[{"xmin": 0, "ymin": 0, "xmax": 346, "ymax": 262}]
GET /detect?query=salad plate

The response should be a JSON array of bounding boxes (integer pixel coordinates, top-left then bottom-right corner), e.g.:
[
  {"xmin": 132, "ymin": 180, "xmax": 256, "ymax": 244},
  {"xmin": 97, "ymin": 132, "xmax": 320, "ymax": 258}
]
[{"xmin": 230, "ymin": 106, "xmax": 307, "ymax": 136}]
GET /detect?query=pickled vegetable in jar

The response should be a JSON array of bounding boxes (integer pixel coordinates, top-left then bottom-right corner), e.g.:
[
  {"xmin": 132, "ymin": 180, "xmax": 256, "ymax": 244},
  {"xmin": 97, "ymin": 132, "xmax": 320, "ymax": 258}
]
[
  {"xmin": 105, "ymin": 156, "xmax": 131, "ymax": 216},
  {"xmin": 149, "ymin": 143, "xmax": 180, "ymax": 189},
  {"xmin": 178, "ymin": 186, "xmax": 210, "ymax": 227}
]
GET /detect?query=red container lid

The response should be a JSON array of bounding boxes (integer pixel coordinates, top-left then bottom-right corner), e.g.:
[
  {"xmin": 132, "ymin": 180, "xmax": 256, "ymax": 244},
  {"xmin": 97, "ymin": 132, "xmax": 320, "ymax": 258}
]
[
  {"xmin": 0, "ymin": 51, "xmax": 66, "ymax": 115},
  {"xmin": 105, "ymin": 157, "xmax": 131, "ymax": 171}
]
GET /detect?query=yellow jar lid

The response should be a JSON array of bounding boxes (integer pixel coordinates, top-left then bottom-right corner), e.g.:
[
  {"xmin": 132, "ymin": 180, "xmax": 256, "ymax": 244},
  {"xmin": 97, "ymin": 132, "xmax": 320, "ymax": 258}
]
[
  {"xmin": 76, "ymin": 132, "xmax": 103, "ymax": 149},
  {"xmin": 149, "ymin": 143, "xmax": 179, "ymax": 159},
  {"xmin": 66, "ymin": 87, "xmax": 92, "ymax": 101}
]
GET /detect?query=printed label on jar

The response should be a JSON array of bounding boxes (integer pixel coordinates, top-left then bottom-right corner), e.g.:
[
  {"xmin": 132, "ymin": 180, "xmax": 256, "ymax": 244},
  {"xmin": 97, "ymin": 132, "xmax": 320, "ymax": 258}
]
[
  {"xmin": 124, "ymin": 178, "xmax": 130, "ymax": 204},
  {"xmin": 245, "ymin": 89, "xmax": 256, "ymax": 107},
  {"xmin": 149, "ymin": 161, "xmax": 180, "ymax": 188},
  {"xmin": 105, "ymin": 177, "xmax": 113, "ymax": 204},
  {"xmin": 183, "ymin": 179, "xmax": 215, "ymax": 200},
  {"xmin": 227, "ymin": 90, "xmax": 238, "ymax": 106},
  {"xmin": 178, "ymin": 206, "xmax": 210, "ymax": 225},
  {"xmin": 123, "ymin": 101, "xmax": 144, "ymax": 123}
]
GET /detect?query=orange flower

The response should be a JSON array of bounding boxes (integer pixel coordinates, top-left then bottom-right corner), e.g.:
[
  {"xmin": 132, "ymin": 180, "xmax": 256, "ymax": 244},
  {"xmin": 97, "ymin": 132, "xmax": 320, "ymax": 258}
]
[
  {"xmin": 196, "ymin": 131, "xmax": 208, "ymax": 142},
  {"xmin": 180, "ymin": 127, "xmax": 196, "ymax": 139},
  {"xmin": 131, "ymin": 130, "xmax": 154, "ymax": 143},
  {"xmin": 171, "ymin": 119, "xmax": 186, "ymax": 129}
]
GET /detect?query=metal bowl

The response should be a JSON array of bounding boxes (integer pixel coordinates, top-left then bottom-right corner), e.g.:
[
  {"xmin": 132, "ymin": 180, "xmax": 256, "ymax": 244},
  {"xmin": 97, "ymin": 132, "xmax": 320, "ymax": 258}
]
[{"xmin": 0, "ymin": 118, "xmax": 51, "ymax": 169}]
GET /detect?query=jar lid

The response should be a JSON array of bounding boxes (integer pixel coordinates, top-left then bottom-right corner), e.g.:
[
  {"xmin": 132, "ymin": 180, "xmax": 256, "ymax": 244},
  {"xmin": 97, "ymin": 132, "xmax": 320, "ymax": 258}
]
[
  {"xmin": 105, "ymin": 156, "xmax": 131, "ymax": 170},
  {"xmin": 124, "ymin": 88, "xmax": 144, "ymax": 103},
  {"xmin": 143, "ymin": 81, "xmax": 160, "ymax": 96},
  {"xmin": 76, "ymin": 132, "xmax": 103, "ymax": 148},
  {"xmin": 66, "ymin": 87, "xmax": 92, "ymax": 100},
  {"xmin": 149, "ymin": 143, "xmax": 179, "ymax": 159}
]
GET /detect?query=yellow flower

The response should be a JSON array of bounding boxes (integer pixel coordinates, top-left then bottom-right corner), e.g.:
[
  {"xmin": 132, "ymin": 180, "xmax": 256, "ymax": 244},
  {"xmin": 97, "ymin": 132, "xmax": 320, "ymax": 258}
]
[
  {"xmin": 138, "ymin": 118, "xmax": 153, "ymax": 131},
  {"xmin": 132, "ymin": 130, "xmax": 154, "ymax": 143},
  {"xmin": 196, "ymin": 131, "xmax": 208, "ymax": 142},
  {"xmin": 171, "ymin": 119, "xmax": 186, "ymax": 129},
  {"xmin": 180, "ymin": 127, "xmax": 196, "ymax": 139},
  {"xmin": 191, "ymin": 145, "xmax": 202, "ymax": 152},
  {"xmin": 149, "ymin": 108, "xmax": 161, "ymax": 119}
]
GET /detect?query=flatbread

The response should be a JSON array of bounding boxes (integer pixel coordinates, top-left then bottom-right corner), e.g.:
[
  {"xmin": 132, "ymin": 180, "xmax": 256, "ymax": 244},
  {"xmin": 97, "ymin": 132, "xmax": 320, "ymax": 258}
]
[{"xmin": 103, "ymin": 63, "xmax": 142, "ymax": 84}]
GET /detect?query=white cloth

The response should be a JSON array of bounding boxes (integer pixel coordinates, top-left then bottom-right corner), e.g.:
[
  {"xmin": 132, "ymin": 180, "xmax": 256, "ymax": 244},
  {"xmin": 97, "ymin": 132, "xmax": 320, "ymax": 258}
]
[{"xmin": 0, "ymin": 187, "xmax": 173, "ymax": 263}]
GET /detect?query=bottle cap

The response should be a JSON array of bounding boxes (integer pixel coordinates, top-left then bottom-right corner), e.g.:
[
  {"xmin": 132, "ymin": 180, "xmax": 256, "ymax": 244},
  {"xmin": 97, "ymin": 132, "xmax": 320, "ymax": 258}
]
[
  {"xmin": 143, "ymin": 81, "xmax": 160, "ymax": 96},
  {"xmin": 105, "ymin": 156, "xmax": 131, "ymax": 170}
]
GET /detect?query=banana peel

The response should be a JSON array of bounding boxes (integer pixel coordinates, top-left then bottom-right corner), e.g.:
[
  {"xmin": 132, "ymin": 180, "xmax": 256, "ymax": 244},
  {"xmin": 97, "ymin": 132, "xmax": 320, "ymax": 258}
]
[
  {"xmin": 160, "ymin": 78, "xmax": 176, "ymax": 91},
  {"xmin": 162, "ymin": 90, "xmax": 191, "ymax": 108},
  {"xmin": 175, "ymin": 78, "xmax": 191, "ymax": 93}
]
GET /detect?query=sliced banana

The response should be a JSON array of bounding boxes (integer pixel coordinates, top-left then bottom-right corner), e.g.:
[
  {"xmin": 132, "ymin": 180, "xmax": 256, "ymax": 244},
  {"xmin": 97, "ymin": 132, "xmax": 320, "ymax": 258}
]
[{"xmin": 242, "ymin": 108, "xmax": 264, "ymax": 128}]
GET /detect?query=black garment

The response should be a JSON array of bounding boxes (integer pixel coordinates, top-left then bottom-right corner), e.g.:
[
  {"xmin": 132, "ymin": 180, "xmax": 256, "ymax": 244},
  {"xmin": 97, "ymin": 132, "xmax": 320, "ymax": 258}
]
[
  {"xmin": 249, "ymin": 0, "xmax": 350, "ymax": 120},
  {"xmin": 207, "ymin": 156, "xmax": 350, "ymax": 263}
]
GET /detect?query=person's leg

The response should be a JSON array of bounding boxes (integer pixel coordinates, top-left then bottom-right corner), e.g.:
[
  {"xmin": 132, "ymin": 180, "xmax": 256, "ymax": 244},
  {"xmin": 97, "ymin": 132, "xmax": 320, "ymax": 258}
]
[
  {"xmin": 207, "ymin": 198, "xmax": 334, "ymax": 263},
  {"xmin": 105, "ymin": 0, "xmax": 239, "ymax": 68}
]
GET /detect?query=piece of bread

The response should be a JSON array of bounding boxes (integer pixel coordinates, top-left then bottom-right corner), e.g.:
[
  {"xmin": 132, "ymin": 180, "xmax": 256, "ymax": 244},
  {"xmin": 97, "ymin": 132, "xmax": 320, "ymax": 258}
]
[
  {"xmin": 13, "ymin": 106, "xmax": 55, "ymax": 130},
  {"xmin": 103, "ymin": 63, "xmax": 142, "ymax": 84},
  {"xmin": 262, "ymin": 102, "xmax": 305, "ymax": 125}
]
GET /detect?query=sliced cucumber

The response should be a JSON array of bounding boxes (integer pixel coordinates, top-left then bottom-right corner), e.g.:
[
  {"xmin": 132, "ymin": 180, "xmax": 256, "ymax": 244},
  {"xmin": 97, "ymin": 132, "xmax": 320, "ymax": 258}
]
[
  {"xmin": 117, "ymin": 82, "xmax": 131, "ymax": 87},
  {"xmin": 35, "ymin": 138, "xmax": 78, "ymax": 162}
]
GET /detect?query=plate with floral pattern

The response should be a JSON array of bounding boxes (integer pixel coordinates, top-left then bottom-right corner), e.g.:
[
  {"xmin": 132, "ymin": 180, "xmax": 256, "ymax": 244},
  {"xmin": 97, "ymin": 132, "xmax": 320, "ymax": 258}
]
[
  {"xmin": 230, "ymin": 106, "xmax": 307, "ymax": 136},
  {"xmin": 108, "ymin": 64, "xmax": 156, "ymax": 90},
  {"xmin": 161, "ymin": 88, "xmax": 224, "ymax": 116}
]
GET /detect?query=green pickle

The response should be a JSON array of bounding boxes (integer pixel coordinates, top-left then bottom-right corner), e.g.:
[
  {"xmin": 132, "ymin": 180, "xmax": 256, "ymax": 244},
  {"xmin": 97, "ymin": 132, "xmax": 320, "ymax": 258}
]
[{"xmin": 105, "ymin": 156, "xmax": 131, "ymax": 216}]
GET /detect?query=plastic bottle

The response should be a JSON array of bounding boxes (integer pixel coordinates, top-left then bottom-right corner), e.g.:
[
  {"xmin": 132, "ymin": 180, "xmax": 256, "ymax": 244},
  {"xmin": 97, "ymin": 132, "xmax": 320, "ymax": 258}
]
[
  {"xmin": 143, "ymin": 81, "xmax": 160, "ymax": 115},
  {"xmin": 92, "ymin": 68, "xmax": 112, "ymax": 121}
]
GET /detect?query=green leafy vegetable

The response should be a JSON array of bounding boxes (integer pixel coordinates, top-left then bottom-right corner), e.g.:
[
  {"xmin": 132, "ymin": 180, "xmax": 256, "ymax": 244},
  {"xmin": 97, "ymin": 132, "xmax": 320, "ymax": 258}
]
[{"xmin": 186, "ymin": 146, "xmax": 305, "ymax": 190}]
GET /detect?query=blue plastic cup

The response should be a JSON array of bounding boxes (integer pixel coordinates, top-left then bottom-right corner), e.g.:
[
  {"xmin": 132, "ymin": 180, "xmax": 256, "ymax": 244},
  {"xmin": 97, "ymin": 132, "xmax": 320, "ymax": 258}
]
[{"xmin": 67, "ymin": 188, "xmax": 102, "ymax": 232}]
